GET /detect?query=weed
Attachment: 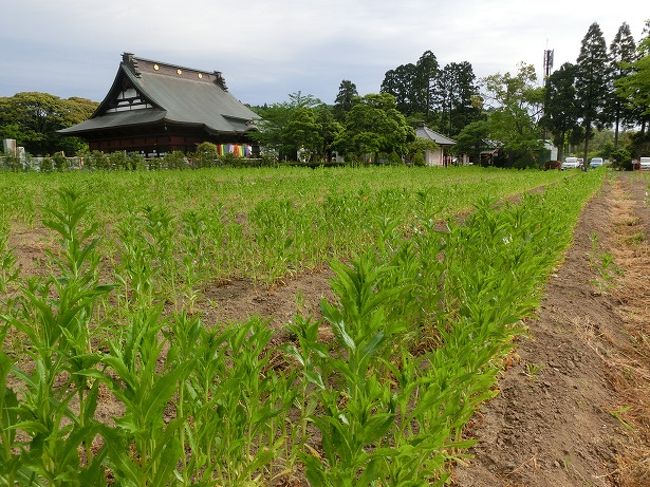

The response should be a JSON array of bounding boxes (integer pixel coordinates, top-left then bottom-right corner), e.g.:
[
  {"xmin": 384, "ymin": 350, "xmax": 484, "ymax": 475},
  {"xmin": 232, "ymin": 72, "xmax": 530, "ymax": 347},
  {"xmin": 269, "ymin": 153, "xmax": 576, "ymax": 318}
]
[
  {"xmin": 626, "ymin": 231, "xmax": 645, "ymax": 245},
  {"xmin": 609, "ymin": 405, "xmax": 634, "ymax": 430},
  {"xmin": 524, "ymin": 362, "xmax": 544, "ymax": 379}
]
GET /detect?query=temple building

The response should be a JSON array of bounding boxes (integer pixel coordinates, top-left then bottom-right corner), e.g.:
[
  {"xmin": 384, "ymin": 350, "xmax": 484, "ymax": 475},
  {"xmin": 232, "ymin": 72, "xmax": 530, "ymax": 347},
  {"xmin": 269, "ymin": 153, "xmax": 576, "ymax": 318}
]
[
  {"xmin": 415, "ymin": 125, "xmax": 458, "ymax": 166},
  {"xmin": 59, "ymin": 53, "xmax": 259, "ymax": 156}
]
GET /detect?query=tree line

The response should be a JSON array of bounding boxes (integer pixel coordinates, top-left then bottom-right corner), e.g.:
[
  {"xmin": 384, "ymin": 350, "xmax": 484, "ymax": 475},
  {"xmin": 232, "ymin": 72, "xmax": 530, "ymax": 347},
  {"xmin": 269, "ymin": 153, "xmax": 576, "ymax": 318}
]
[
  {"xmin": 0, "ymin": 92, "xmax": 97, "ymax": 155},
  {"xmin": 253, "ymin": 19, "xmax": 649, "ymax": 168},
  {"xmin": 541, "ymin": 21, "xmax": 650, "ymax": 164},
  {"xmin": 2, "ymin": 19, "xmax": 648, "ymax": 167},
  {"xmin": 251, "ymin": 91, "xmax": 436, "ymax": 165}
]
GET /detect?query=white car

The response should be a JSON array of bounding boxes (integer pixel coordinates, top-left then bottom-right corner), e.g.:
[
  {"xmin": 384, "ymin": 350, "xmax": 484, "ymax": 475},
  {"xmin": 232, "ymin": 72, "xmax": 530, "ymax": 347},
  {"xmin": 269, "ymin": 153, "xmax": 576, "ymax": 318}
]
[
  {"xmin": 640, "ymin": 157, "xmax": 650, "ymax": 170},
  {"xmin": 561, "ymin": 157, "xmax": 580, "ymax": 170},
  {"xmin": 589, "ymin": 157, "xmax": 604, "ymax": 168}
]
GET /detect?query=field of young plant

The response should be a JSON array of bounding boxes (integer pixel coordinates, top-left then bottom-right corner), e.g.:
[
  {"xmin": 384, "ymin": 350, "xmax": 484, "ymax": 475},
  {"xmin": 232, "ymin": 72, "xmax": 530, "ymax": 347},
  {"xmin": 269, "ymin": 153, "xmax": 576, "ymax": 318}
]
[
  {"xmin": 0, "ymin": 166, "xmax": 604, "ymax": 485},
  {"xmin": 3, "ymin": 166, "xmax": 568, "ymax": 286}
]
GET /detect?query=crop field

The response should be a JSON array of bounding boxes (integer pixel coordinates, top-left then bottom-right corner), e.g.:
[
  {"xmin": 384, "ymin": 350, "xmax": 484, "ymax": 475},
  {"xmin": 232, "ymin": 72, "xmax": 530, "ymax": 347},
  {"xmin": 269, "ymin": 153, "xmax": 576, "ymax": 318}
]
[{"xmin": 0, "ymin": 166, "xmax": 606, "ymax": 485}]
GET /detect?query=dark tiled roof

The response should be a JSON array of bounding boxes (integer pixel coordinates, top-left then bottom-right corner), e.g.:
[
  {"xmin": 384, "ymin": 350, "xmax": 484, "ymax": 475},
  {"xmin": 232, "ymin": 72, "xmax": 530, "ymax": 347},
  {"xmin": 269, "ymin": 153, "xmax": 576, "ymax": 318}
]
[
  {"xmin": 59, "ymin": 109, "xmax": 166, "ymax": 133},
  {"xmin": 415, "ymin": 126, "xmax": 456, "ymax": 146},
  {"xmin": 59, "ymin": 53, "xmax": 259, "ymax": 135}
]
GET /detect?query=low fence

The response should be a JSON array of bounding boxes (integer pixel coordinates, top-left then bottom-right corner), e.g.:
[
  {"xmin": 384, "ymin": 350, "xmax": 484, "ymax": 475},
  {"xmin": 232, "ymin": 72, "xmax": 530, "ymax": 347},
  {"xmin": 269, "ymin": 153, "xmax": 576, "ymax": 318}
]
[{"xmin": 0, "ymin": 154, "xmax": 357, "ymax": 172}]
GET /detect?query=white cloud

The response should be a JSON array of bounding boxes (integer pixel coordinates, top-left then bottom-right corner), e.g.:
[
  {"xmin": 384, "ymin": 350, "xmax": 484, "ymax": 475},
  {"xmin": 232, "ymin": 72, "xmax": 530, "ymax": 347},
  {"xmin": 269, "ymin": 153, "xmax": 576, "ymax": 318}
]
[{"xmin": 1, "ymin": 0, "xmax": 647, "ymax": 104}]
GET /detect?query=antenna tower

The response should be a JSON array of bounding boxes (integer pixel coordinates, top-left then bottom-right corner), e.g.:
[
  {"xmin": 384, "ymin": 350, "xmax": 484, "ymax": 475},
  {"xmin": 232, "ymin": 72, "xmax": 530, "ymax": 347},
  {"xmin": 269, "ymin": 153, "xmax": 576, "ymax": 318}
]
[{"xmin": 543, "ymin": 49, "xmax": 554, "ymax": 84}]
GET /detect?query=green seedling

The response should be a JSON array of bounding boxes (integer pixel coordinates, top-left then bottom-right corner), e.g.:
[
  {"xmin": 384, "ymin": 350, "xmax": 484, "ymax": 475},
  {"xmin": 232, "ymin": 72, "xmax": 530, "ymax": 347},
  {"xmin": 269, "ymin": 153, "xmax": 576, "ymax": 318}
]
[
  {"xmin": 524, "ymin": 362, "xmax": 544, "ymax": 379},
  {"xmin": 609, "ymin": 405, "xmax": 634, "ymax": 430}
]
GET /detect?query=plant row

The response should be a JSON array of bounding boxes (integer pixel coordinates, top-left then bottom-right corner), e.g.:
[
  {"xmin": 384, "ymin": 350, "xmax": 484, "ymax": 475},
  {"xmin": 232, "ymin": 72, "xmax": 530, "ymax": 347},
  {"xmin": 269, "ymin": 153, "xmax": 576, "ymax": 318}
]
[
  {"xmin": 0, "ymin": 168, "xmax": 571, "ymax": 290},
  {"xmin": 0, "ymin": 170, "xmax": 604, "ymax": 485}
]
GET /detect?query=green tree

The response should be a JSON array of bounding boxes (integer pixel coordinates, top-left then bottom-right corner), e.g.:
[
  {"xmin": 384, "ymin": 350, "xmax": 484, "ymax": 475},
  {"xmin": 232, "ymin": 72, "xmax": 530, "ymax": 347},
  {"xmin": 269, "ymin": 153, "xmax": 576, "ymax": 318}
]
[
  {"xmin": 483, "ymin": 64, "xmax": 544, "ymax": 166},
  {"xmin": 338, "ymin": 93, "xmax": 414, "ymax": 162},
  {"xmin": 0, "ymin": 92, "xmax": 97, "ymax": 155},
  {"xmin": 616, "ymin": 22, "xmax": 650, "ymax": 136},
  {"xmin": 380, "ymin": 64, "xmax": 419, "ymax": 115},
  {"xmin": 433, "ymin": 62, "xmax": 481, "ymax": 136},
  {"xmin": 314, "ymin": 105, "xmax": 344, "ymax": 161},
  {"xmin": 252, "ymin": 93, "xmax": 340, "ymax": 162},
  {"xmin": 575, "ymin": 22, "xmax": 611, "ymax": 165},
  {"xmin": 606, "ymin": 22, "xmax": 637, "ymax": 148},
  {"xmin": 611, "ymin": 147, "xmax": 632, "ymax": 170},
  {"xmin": 453, "ymin": 120, "xmax": 490, "ymax": 164},
  {"xmin": 540, "ymin": 63, "xmax": 579, "ymax": 161},
  {"xmin": 405, "ymin": 137, "xmax": 438, "ymax": 165},
  {"xmin": 333, "ymin": 80, "xmax": 358, "ymax": 121},
  {"xmin": 414, "ymin": 50, "xmax": 439, "ymax": 120},
  {"xmin": 194, "ymin": 142, "xmax": 219, "ymax": 167}
]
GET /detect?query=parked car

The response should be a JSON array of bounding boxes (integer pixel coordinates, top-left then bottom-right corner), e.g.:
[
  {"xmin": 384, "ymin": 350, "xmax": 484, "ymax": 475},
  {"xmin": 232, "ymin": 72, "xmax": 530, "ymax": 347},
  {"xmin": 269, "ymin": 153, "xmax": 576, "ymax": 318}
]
[
  {"xmin": 589, "ymin": 157, "xmax": 604, "ymax": 168},
  {"xmin": 561, "ymin": 157, "xmax": 580, "ymax": 170},
  {"xmin": 640, "ymin": 157, "xmax": 650, "ymax": 170}
]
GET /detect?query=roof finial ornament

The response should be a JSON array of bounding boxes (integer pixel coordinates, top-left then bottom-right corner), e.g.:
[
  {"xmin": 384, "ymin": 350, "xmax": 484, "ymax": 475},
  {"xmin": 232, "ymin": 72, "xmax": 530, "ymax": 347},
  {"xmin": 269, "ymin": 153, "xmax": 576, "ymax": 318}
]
[
  {"xmin": 213, "ymin": 71, "xmax": 228, "ymax": 91},
  {"xmin": 122, "ymin": 52, "xmax": 141, "ymax": 77}
]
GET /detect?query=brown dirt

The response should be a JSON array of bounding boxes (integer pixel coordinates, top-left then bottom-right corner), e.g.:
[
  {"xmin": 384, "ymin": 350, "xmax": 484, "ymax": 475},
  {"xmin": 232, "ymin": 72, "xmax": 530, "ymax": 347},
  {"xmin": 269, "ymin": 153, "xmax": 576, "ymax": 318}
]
[
  {"xmin": 452, "ymin": 174, "xmax": 650, "ymax": 487},
  {"xmin": 199, "ymin": 267, "xmax": 335, "ymax": 328},
  {"xmin": 7, "ymin": 224, "xmax": 54, "ymax": 277}
]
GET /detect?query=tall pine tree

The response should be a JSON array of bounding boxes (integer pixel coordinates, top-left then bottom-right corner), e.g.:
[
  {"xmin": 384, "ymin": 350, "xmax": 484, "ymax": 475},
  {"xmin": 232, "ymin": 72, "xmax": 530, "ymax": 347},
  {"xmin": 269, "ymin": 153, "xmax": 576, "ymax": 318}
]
[
  {"xmin": 333, "ymin": 80, "xmax": 358, "ymax": 121},
  {"xmin": 607, "ymin": 22, "xmax": 636, "ymax": 148},
  {"xmin": 575, "ymin": 22, "xmax": 610, "ymax": 165},
  {"xmin": 380, "ymin": 63, "xmax": 419, "ymax": 114},
  {"xmin": 433, "ymin": 62, "xmax": 480, "ymax": 136},
  {"xmin": 414, "ymin": 50, "xmax": 439, "ymax": 120},
  {"xmin": 541, "ymin": 62, "xmax": 579, "ymax": 162},
  {"xmin": 616, "ymin": 19, "xmax": 650, "ymax": 155}
]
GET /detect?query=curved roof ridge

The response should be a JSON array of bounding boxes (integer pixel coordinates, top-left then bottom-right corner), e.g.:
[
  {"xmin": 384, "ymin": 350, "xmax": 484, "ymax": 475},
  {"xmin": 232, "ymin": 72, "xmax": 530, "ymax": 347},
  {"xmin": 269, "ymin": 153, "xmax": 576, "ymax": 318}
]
[{"xmin": 415, "ymin": 125, "xmax": 457, "ymax": 146}]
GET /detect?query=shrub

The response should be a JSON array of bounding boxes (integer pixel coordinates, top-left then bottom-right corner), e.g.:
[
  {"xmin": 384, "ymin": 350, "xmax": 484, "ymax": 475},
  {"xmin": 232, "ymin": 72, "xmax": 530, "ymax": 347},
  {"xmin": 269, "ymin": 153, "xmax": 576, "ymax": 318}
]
[
  {"xmin": 413, "ymin": 152, "xmax": 426, "ymax": 167},
  {"xmin": 1, "ymin": 154, "xmax": 22, "ymax": 171},
  {"xmin": 86, "ymin": 150, "xmax": 109, "ymax": 170},
  {"xmin": 406, "ymin": 138, "xmax": 437, "ymax": 165},
  {"xmin": 127, "ymin": 152, "xmax": 145, "ymax": 170},
  {"xmin": 544, "ymin": 160, "xmax": 561, "ymax": 170},
  {"xmin": 109, "ymin": 151, "xmax": 129, "ymax": 170},
  {"xmin": 219, "ymin": 152, "xmax": 237, "ymax": 165},
  {"xmin": 195, "ymin": 142, "xmax": 219, "ymax": 168},
  {"xmin": 40, "ymin": 156, "xmax": 53, "ymax": 172},
  {"xmin": 387, "ymin": 151, "xmax": 403, "ymax": 165},
  {"xmin": 52, "ymin": 152, "xmax": 69, "ymax": 171},
  {"xmin": 259, "ymin": 152, "xmax": 278, "ymax": 167},
  {"xmin": 162, "ymin": 151, "xmax": 188, "ymax": 169},
  {"xmin": 611, "ymin": 148, "xmax": 632, "ymax": 171}
]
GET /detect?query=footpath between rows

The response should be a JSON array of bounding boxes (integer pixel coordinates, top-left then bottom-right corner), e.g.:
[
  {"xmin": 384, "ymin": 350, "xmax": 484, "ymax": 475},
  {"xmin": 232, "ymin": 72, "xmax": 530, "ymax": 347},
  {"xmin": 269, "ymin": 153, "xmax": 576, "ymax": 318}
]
[{"xmin": 453, "ymin": 173, "xmax": 650, "ymax": 487}]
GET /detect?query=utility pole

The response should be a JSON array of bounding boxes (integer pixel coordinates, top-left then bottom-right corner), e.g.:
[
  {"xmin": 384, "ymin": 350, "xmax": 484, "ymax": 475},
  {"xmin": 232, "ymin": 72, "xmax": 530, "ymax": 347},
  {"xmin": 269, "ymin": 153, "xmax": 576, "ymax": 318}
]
[{"xmin": 542, "ymin": 47, "xmax": 554, "ymax": 161}]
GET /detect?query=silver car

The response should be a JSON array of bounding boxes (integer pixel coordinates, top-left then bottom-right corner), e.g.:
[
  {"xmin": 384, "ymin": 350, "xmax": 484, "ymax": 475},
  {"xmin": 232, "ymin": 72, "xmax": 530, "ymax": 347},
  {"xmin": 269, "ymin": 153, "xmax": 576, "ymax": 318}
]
[
  {"xmin": 589, "ymin": 157, "xmax": 604, "ymax": 168},
  {"xmin": 561, "ymin": 157, "xmax": 580, "ymax": 170},
  {"xmin": 640, "ymin": 157, "xmax": 650, "ymax": 170}
]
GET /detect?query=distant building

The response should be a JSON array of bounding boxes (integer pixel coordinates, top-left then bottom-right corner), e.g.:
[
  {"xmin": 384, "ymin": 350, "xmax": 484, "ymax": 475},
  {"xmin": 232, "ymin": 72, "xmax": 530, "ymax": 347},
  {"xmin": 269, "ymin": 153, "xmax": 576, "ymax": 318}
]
[
  {"xmin": 59, "ymin": 53, "xmax": 259, "ymax": 156},
  {"xmin": 479, "ymin": 139, "xmax": 503, "ymax": 166},
  {"xmin": 2, "ymin": 139, "xmax": 17, "ymax": 156},
  {"xmin": 415, "ymin": 125, "xmax": 459, "ymax": 166},
  {"xmin": 542, "ymin": 140, "xmax": 559, "ymax": 161}
]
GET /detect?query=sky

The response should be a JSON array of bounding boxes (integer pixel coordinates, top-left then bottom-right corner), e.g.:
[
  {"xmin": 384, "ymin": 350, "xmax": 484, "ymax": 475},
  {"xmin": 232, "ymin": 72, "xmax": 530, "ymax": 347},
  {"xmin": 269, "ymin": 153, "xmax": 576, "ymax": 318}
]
[{"xmin": 0, "ymin": 0, "xmax": 647, "ymax": 106}]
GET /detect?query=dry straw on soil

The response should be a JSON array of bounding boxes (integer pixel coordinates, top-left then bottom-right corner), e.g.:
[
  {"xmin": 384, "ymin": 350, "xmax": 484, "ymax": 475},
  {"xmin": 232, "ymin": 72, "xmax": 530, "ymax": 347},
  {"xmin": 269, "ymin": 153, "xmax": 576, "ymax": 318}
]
[{"xmin": 604, "ymin": 177, "xmax": 650, "ymax": 486}]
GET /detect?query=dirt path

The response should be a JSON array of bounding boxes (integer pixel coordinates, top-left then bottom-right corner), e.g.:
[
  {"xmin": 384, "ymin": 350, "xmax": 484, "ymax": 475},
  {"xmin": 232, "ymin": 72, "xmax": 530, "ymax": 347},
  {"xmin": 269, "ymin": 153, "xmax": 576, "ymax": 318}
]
[{"xmin": 452, "ymin": 174, "xmax": 650, "ymax": 487}]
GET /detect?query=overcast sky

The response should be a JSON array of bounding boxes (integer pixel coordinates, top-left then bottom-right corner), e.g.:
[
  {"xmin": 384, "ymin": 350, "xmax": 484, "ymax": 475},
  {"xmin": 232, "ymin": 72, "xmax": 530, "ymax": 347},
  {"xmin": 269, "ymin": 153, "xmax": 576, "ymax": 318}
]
[{"xmin": 0, "ymin": 0, "xmax": 647, "ymax": 106}]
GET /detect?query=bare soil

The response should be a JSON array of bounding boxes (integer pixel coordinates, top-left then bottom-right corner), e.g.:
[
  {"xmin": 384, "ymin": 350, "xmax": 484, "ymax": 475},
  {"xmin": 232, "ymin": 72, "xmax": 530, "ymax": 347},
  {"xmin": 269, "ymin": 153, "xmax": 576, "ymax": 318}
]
[
  {"xmin": 7, "ymin": 225, "xmax": 54, "ymax": 277},
  {"xmin": 452, "ymin": 173, "xmax": 650, "ymax": 487},
  {"xmin": 200, "ymin": 268, "xmax": 334, "ymax": 328}
]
